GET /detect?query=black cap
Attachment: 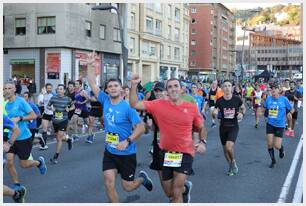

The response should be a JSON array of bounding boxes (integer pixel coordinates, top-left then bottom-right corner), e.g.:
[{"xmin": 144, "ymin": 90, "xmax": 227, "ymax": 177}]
[{"xmin": 153, "ymin": 82, "xmax": 165, "ymax": 91}]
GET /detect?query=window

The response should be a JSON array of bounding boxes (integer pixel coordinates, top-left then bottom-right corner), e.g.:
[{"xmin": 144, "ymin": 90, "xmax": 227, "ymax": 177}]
[
  {"xmin": 146, "ymin": 16, "xmax": 153, "ymax": 33},
  {"xmin": 175, "ymin": 8, "xmax": 180, "ymax": 21},
  {"xmin": 191, "ymin": 60, "xmax": 196, "ymax": 66},
  {"xmin": 191, "ymin": 8, "xmax": 197, "ymax": 13},
  {"xmin": 192, "ymin": 50, "xmax": 196, "ymax": 56},
  {"xmin": 130, "ymin": 12, "xmax": 135, "ymax": 29},
  {"xmin": 156, "ymin": 3, "xmax": 162, "ymax": 13},
  {"xmin": 160, "ymin": 44, "xmax": 164, "ymax": 58},
  {"xmin": 191, "ymin": 40, "xmax": 196, "ymax": 45},
  {"xmin": 150, "ymin": 46, "xmax": 156, "ymax": 56},
  {"xmin": 37, "ymin": 16, "xmax": 55, "ymax": 34},
  {"xmin": 142, "ymin": 41, "xmax": 149, "ymax": 54},
  {"xmin": 192, "ymin": 28, "xmax": 196, "ymax": 35},
  {"xmin": 168, "ymin": 5, "xmax": 172, "ymax": 18},
  {"xmin": 15, "ymin": 18, "xmax": 26, "ymax": 35},
  {"xmin": 175, "ymin": 28, "xmax": 180, "ymax": 42},
  {"xmin": 85, "ymin": 21, "xmax": 92, "ymax": 37},
  {"xmin": 156, "ymin": 20, "xmax": 162, "ymax": 35},
  {"xmin": 191, "ymin": 18, "xmax": 196, "ymax": 24},
  {"xmin": 99, "ymin": 25, "xmax": 105, "ymax": 39},
  {"xmin": 129, "ymin": 37, "xmax": 135, "ymax": 53},
  {"xmin": 174, "ymin": 47, "xmax": 180, "ymax": 60},
  {"xmin": 168, "ymin": 46, "xmax": 171, "ymax": 58},
  {"xmin": 184, "ymin": 20, "xmax": 188, "ymax": 32},
  {"xmin": 168, "ymin": 25, "xmax": 171, "ymax": 39},
  {"xmin": 113, "ymin": 28, "xmax": 121, "ymax": 42}
]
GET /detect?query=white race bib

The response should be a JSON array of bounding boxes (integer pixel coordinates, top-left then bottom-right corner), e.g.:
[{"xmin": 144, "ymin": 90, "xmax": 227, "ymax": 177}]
[{"xmin": 163, "ymin": 152, "xmax": 183, "ymax": 167}]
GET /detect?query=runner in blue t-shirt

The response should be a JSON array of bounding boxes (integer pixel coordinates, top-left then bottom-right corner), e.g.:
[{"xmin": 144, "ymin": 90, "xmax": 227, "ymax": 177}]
[
  {"xmin": 191, "ymin": 83, "xmax": 206, "ymax": 118},
  {"xmin": 4, "ymin": 81, "xmax": 47, "ymax": 191},
  {"xmin": 3, "ymin": 114, "xmax": 27, "ymax": 203},
  {"xmin": 22, "ymin": 92, "xmax": 45, "ymax": 147},
  {"xmin": 86, "ymin": 51, "xmax": 153, "ymax": 203},
  {"xmin": 263, "ymin": 83, "xmax": 293, "ymax": 168}
]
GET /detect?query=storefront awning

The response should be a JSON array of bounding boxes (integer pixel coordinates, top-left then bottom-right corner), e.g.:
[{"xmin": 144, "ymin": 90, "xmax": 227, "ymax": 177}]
[{"xmin": 10, "ymin": 59, "xmax": 35, "ymax": 65}]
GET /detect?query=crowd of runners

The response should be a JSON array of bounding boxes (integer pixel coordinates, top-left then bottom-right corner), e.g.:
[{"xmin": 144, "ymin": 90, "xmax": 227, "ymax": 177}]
[{"xmin": 3, "ymin": 51, "xmax": 303, "ymax": 203}]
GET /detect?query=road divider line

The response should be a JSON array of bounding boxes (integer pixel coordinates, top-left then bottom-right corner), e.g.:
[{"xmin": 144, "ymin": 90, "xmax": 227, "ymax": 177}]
[
  {"xmin": 292, "ymin": 163, "xmax": 303, "ymax": 203},
  {"xmin": 277, "ymin": 134, "xmax": 303, "ymax": 203}
]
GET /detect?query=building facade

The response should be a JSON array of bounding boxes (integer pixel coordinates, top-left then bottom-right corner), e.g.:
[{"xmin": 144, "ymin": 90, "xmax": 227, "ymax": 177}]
[
  {"xmin": 3, "ymin": 3, "xmax": 122, "ymax": 91},
  {"xmin": 127, "ymin": 3, "xmax": 190, "ymax": 83},
  {"xmin": 188, "ymin": 3, "xmax": 236, "ymax": 81}
]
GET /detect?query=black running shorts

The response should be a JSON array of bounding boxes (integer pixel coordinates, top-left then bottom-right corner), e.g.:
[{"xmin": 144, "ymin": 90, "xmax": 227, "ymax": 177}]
[
  {"xmin": 52, "ymin": 120, "xmax": 68, "ymax": 133},
  {"xmin": 42, "ymin": 113, "xmax": 53, "ymax": 121},
  {"xmin": 89, "ymin": 108, "xmax": 102, "ymax": 118},
  {"xmin": 219, "ymin": 125, "xmax": 239, "ymax": 146},
  {"xmin": 7, "ymin": 138, "xmax": 33, "ymax": 160},
  {"xmin": 292, "ymin": 111, "xmax": 298, "ymax": 120},
  {"xmin": 266, "ymin": 123, "xmax": 284, "ymax": 138},
  {"xmin": 103, "ymin": 149, "xmax": 137, "ymax": 181},
  {"xmin": 150, "ymin": 140, "xmax": 162, "ymax": 171},
  {"xmin": 159, "ymin": 150, "xmax": 194, "ymax": 181}
]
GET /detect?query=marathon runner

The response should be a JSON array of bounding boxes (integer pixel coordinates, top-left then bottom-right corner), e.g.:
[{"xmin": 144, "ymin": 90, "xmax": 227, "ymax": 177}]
[
  {"xmin": 251, "ymin": 84, "xmax": 263, "ymax": 128},
  {"xmin": 284, "ymin": 81, "xmax": 301, "ymax": 137},
  {"xmin": 213, "ymin": 80, "xmax": 246, "ymax": 176},
  {"xmin": 205, "ymin": 80, "xmax": 219, "ymax": 128},
  {"xmin": 191, "ymin": 83, "xmax": 206, "ymax": 119},
  {"xmin": 130, "ymin": 74, "xmax": 207, "ymax": 203},
  {"xmin": 39, "ymin": 83, "xmax": 54, "ymax": 149},
  {"xmin": 244, "ymin": 82, "xmax": 254, "ymax": 110},
  {"xmin": 22, "ymin": 92, "xmax": 45, "ymax": 147},
  {"xmin": 48, "ymin": 84, "xmax": 74, "ymax": 164},
  {"xmin": 263, "ymin": 83, "xmax": 293, "ymax": 168},
  {"xmin": 65, "ymin": 81, "xmax": 76, "ymax": 139},
  {"xmin": 4, "ymin": 81, "xmax": 47, "ymax": 189},
  {"xmin": 86, "ymin": 52, "xmax": 153, "ymax": 203},
  {"xmin": 86, "ymin": 91, "xmax": 103, "ymax": 143},
  {"xmin": 3, "ymin": 114, "xmax": 27, "ymax": 203}
]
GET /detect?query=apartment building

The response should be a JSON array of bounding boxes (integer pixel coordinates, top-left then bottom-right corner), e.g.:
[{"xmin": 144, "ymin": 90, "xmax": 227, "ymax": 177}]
[
  {"xmin": 3, "ymin": 3, "xmax": 122, "ymax": 90},
  {"xmin": 127, "ymin": 3, "xmax": 190, "ymax": 83},
  {"xmin": 189, "ymin": 3, "xmax": 236, "ymax": 81}
]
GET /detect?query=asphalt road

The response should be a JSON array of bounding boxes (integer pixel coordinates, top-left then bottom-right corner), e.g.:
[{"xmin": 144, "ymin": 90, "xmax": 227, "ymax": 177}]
[{"xmin": 3, "ymin": 107, "xmax": 303, "ymax": 203}]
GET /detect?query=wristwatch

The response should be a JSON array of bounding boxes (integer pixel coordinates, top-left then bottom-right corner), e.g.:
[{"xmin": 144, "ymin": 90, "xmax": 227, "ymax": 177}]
[
  {"xmin": 126, "ymin": 137, "xmax": 132, "ymax": 144},
  {"xmin": 200, "ymin": 139, "xmax": 207, "ymax": 145}
]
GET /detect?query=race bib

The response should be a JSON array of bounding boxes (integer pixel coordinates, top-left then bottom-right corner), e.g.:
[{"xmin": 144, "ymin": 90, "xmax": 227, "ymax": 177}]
[
  {"xmin": 224, "ymin": 108, "xmax": 235, "ymax": 119},
  {"xmin": 268, "ymin": 109, "xmax": 279, "ymax": 119},
  {"xmin": 54, "ymin": 112, "xmax": 63, "ymax": 120},
  {"xmin": 75, "ymin": 109, "xmax": 81, "ymax": 115},
  {"xmin": 163, "ymin": 152, "xmax": 183, "ymax": 167},
  {"xmin": 210, "ymin": 95, "xmax": 215, "ymax": 100},
  {"xmin": 255, "ymin": 98, "xmax": 261, "ymax": 105},
  {"xmin": 106, "ymin": 133, "xmax": 119, "ymax": 148}
]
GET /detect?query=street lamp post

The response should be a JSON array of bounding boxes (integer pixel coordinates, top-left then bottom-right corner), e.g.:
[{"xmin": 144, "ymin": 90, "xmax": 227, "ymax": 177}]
[{"xmin": 92, "ymin": 5, "xmax": 128, "ymax": 84}]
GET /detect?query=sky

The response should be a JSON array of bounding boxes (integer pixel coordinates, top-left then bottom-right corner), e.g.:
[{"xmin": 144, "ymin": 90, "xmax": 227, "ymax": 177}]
[{"xmin": 223, "ymin": 2, "xmax": 301, "ymax": 10}]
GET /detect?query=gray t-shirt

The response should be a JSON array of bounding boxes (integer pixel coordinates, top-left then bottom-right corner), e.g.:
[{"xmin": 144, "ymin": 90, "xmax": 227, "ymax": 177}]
[{"xmin": 48, "ymin": 95, "xmax": 72, "ymax": 123}]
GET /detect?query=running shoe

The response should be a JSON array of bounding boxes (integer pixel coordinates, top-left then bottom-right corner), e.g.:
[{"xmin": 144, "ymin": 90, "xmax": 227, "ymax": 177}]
[
  {"xmin": 289, "ymin": 130, "xmax": 295, "ymax": 137},
  {"xmin": 139, "ymin": 170, "xmax": 153, "ymax": 191},
  {"xmin": 72, "ymin": 135, "xmax": 80, "ymax": 142},
  {"xmin": 211, "ymin": 123, "xmax": 216, "ymax": 128},
  {"xmin": 255, "ymin": 124, "xmax": 258, "ymax": 128},
  {"xmin": 50, "ymin": 158, "xmax": 58, "ymax": 164},
  {"xmin": 12, "ymin": 185, "xmax": 26, "ymax": 203},
  {"xmin": 37, "ymin": 133, "xmax": 46, "ymax": 148},
  {"xmin": 232, "ymin": 161, "xmax": 238, "ymax": 175},
  {"xmin": 67, "ymin": 138, "xmax": 73, "ymax": 150},
  {"xmin": 227, "ymin": 165, "xmax": 234, "ymax": 176},
  {"xmin": 269, "ymin": 159, "xmax": 276, "ymax": 168},
  {"xmin": 38, "ymin": 156, "xmax": 47, "ymax": 175},
  {"xmin": 86, "ymin": 135, "xmax": 94, "ymax": 144},
  {"xmin": 285, "ymin": 129, "xmax": 291, "ymax": 137},
  {"xmin": 39, "ymin": 145, "xmax": 49, "ymax": 150},
  {"xmin": 182, "ymin": 180, "xmax": 193, "ymax": 203}
]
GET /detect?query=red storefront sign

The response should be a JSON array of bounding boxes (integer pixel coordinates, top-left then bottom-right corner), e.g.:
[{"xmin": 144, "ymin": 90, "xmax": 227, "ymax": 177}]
[
  {"xmin": 47, "ymin": 53, "xmax": 61, "ymax": 73},
  {"xmin": 75, "ymin": 52, "xmax": 101, "ymax": 75}
]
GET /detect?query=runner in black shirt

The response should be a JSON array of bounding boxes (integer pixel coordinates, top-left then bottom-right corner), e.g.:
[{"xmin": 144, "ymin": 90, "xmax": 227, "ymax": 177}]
[
  {"xmin": 205, "ymin": 80, "xmax": 218, "ymax": 128},
  {"xmin": 214, "ymin": 80, "xmax": 246, "ymax": 176}
]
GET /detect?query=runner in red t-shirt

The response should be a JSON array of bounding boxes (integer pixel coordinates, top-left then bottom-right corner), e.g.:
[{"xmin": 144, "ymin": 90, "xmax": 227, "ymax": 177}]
[{"xmin": 130, "ymin": 74, "xmax": 208, "ymax": 203}]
